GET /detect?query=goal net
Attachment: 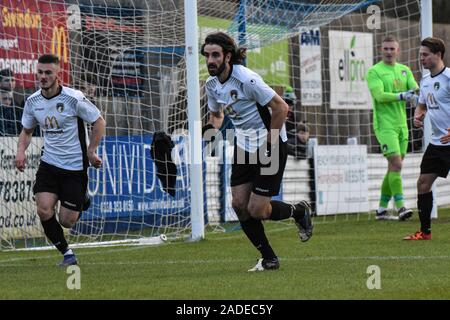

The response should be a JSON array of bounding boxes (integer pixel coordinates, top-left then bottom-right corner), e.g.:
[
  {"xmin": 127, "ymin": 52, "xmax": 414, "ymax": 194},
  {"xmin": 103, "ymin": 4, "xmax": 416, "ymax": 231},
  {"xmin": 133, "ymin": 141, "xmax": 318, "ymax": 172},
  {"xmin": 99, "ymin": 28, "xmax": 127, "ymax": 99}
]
[
  {"xmin": 1, "ymin": 0, "xmax": 447, "ymax": 250},
  {"xmin": 200, "ymin": 0, "xmax": 448, "ymax": 222},
  {"xmin": 199, "ymin": 0, "xmax": 442, "ymax": 225},
  {"xmin": 1, "ymin": 0, "xmax": 198, "ymax": 249}
]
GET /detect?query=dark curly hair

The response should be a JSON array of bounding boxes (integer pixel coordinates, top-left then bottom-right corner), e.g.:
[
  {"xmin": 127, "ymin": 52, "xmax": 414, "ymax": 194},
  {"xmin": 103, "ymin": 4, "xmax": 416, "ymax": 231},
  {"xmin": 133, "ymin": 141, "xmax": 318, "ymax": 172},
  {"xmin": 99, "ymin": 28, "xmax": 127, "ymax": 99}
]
[{"xmin": 200, "ymin": 32, "xmax": 246, "ymax": 65}]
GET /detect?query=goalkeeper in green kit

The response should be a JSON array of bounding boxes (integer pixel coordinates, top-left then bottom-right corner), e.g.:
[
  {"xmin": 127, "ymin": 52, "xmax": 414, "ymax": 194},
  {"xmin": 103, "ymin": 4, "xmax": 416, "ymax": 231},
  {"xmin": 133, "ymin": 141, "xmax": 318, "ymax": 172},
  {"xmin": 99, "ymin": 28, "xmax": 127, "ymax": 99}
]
[{"xmin": 366, "ymin": 35, "xmax": 419, "ymax": 220}]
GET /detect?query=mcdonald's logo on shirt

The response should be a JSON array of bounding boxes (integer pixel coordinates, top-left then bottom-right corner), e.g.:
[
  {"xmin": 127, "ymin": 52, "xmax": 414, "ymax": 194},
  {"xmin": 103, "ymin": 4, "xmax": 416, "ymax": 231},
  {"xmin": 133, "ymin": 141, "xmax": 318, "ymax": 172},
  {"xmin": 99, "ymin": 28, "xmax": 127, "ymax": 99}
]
[{"xmin": 44, "ymin": 116, "xmax": 60, "ymax": 129}]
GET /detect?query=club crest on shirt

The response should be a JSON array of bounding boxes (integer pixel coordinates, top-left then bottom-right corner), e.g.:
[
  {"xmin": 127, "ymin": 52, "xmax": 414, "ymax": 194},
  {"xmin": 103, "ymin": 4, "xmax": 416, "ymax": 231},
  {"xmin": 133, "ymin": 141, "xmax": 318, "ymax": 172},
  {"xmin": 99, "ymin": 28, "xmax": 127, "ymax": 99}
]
[
  {"xmin": 401, "ymin": 70, "xmax": 407, "ymax": 77},
  {"xmin": 222, "ymin": 90, "xmax": 241, "ymax": 118},
  {"xmin": 56, "ymin": 103, "xmax": 64, "ymax": 113},
  {"xmin": 434, "ymin": 82, "xmax": 440, "ymax": 90},
  {"xmin": 230, "ymin": 90, "xmax": 238, "ymax": 101}
]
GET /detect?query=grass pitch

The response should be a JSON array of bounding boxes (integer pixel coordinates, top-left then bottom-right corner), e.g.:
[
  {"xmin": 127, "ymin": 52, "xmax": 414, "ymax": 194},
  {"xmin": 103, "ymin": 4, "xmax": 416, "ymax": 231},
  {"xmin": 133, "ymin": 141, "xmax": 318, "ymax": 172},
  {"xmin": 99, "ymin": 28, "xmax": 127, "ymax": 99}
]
[{"xmin": 1, "ymin": 208, "xmax": 450, "ymax": 300}]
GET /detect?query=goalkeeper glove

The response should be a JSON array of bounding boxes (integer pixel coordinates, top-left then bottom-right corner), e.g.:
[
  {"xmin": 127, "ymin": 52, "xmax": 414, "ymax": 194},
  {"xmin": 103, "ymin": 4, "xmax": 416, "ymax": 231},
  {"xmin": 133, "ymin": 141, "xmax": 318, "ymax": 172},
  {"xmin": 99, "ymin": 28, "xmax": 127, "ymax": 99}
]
[{"xmin": 398, "ymin": 89, "xmax": 418, "ymax": 101}]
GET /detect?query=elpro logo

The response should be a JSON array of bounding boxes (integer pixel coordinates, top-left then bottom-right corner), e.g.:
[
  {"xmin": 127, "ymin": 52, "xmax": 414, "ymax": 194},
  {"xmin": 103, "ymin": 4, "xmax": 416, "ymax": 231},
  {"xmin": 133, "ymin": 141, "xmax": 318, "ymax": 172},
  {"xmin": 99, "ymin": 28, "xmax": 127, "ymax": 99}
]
[{"xmin": 338, "ymin": 35, "xmax": 367, "ymax": 91}]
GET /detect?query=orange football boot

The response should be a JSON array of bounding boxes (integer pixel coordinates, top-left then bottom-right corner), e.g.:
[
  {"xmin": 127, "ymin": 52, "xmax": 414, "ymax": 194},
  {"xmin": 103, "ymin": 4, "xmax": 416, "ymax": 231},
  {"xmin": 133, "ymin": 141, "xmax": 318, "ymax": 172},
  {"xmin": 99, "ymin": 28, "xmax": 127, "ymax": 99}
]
[{"xmin": 403, "ymin": 231, "xmax": 432, "ymax": 240}]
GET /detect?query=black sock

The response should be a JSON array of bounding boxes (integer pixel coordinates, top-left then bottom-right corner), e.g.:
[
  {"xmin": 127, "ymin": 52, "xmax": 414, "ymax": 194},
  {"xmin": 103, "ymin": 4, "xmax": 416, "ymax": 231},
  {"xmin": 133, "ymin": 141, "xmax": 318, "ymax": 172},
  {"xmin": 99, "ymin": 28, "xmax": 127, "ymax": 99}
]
[
  {"xmin": 240, "ymin": 218, "xmax": 276, "ymax": 260},
  {"xmin": 270, "ymin": 200, "xmax": 294, "ymax": 221},
  {"xmin": 417, "ymin": 192, "xmax": 433, "ymax": 234},
  {"xmin": 41, "ymin": 215, "xmax": 68, "ymax": 254}
]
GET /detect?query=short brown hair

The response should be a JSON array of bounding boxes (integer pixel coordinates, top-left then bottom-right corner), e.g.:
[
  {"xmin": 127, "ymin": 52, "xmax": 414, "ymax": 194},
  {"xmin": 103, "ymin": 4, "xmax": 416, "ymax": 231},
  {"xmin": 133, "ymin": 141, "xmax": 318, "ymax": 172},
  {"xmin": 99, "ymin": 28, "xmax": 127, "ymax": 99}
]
[
  {"xmin": 38, "ymin": 54, "xmax": 60, "ymax": 64},
  {"xmin": 297, "ymin": 122, "xmax": 309, "ymax": 133},
  {"xmin": 421, "ymin": 37, "xmax": 445, "ymax": 59},
  {"xmin": 382, "ymin": 35, "xmax": 398, "ymax": 43}
]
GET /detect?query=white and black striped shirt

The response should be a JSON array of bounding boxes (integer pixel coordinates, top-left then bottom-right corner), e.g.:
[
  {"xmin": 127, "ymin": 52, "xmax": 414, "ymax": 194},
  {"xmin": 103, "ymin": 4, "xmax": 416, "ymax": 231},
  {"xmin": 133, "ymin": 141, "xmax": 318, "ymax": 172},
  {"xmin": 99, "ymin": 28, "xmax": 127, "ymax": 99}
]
[
  {"xmin": 22, "ymin": 86, "xmax": 101, "ymax": 170},
  {"xmin": 205, "ymin": 64, "xmax": 287, "ymax": 152},
  {"xmin": 419, "ymin": 67, "xmax": 450, "ymax": 146}
]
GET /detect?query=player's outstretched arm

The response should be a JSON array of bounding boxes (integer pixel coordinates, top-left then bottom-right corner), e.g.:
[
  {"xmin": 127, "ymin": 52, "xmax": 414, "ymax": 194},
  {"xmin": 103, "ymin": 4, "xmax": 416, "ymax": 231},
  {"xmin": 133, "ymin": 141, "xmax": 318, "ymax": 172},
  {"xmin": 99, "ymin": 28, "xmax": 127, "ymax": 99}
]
[
  {"xmin": 413, "ymin": 103, "xmax": 427, "ymax": 128},
  {"xmin": 15, "ymin": 127, "xmax": 34, "ymax": 172},
  {"xmin": 88, "ymin": 116, "xmax": 106, "ymax": 168}
]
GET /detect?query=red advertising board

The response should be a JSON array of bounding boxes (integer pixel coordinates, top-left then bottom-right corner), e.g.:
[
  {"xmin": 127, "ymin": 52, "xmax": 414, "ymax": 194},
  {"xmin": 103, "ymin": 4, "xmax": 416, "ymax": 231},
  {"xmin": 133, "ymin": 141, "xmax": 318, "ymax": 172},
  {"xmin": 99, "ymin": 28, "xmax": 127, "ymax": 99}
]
[{"xmin": 0, "ymin": 0, "xmax": 69, "ymax": 88}]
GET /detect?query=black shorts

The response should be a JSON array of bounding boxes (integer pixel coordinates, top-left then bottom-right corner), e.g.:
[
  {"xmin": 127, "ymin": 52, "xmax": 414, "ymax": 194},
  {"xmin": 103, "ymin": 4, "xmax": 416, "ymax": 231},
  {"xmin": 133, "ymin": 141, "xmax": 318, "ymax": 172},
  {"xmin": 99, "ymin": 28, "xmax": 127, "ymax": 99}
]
[
  {"xmin": 231, "ymin": 141, "xmax": 287, "ymax": 197},
  {"xmin": 33, "ymin": 161, "xmax": 88, "ymax": 211},
  {"xmin": 420, "ymin": 144, "xmax": 450, "ymax": 178}
]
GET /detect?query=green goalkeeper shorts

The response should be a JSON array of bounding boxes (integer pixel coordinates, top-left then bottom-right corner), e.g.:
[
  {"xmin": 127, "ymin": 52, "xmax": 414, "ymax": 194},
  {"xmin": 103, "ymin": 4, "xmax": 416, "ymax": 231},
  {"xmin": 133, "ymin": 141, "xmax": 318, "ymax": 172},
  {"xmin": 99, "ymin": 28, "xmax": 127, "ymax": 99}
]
[{"xmin": 374, "ymin": 127, "xmax": 409, "ymax": 157}]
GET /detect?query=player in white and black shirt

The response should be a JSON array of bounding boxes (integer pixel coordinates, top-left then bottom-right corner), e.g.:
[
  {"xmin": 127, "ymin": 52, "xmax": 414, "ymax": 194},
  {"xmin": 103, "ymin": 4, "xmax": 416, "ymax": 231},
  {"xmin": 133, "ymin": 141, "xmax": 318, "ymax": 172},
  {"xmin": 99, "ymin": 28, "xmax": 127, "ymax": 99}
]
[
  {"xmin": 201, "ymin": 32, "xmax": 313, "ymax": 271},
  {"xmin": 15, "ymin": 54, "xmax": 106, "ymax": 265},
  {"xmin": 404, "ymin": 37, "xmax": 450, "ymax": 240}
]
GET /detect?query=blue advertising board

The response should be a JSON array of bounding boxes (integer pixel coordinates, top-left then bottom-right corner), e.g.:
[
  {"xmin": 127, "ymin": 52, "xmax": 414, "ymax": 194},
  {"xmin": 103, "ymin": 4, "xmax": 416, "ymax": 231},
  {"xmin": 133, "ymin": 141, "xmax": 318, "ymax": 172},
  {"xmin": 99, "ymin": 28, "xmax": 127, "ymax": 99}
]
[{"xmin": 74, "ymin": 134, "xmax": 207, "ymax": 235}]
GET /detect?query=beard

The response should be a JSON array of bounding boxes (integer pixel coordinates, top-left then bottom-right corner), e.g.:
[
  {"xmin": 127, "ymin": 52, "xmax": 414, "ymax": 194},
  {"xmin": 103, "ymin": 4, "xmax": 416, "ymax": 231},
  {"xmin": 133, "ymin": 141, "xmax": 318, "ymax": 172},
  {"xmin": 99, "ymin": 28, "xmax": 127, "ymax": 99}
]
[
  {"xmin": 41, "ymin": 78, "xmax": 58, "ymax": 91},
  {"xmin": 207, "ymin": 61, "xmax": 227, "ymax": 77}
]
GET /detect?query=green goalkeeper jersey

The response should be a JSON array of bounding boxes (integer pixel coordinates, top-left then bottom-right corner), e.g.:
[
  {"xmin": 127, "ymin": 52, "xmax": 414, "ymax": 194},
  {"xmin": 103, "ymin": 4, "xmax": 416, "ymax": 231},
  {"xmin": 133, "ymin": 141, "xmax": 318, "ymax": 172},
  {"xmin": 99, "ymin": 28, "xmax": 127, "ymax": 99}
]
[{"xmin": 366, "ymin": 61, "xmax": 418, "ymax": 130}]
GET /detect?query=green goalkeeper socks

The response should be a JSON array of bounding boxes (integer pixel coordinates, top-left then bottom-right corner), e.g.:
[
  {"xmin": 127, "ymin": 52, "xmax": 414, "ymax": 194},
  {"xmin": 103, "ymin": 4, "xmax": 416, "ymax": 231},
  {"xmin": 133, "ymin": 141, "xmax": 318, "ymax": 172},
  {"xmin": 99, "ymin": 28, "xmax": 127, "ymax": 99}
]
[
  {"xmin": 379, "ymin": 172, "xmax": 405, "ymax": 209},
  {"xmin": 379, "ymin": 172, "xmax": 391, "ymax": 208},
  {"xmin": 388, "ymin": 171, "xmax": 405, "ymax": 209}
]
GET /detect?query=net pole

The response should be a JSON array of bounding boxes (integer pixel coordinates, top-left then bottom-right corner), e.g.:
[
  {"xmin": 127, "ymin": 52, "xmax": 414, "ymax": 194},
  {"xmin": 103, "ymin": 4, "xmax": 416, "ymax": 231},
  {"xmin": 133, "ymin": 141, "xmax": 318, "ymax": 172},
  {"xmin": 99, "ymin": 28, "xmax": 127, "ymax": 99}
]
[
  {"xmin": 420, "ymin": 0, "xmax": 437, "ymax": 218},
  {"xmin": 237, "ymin": 0, "xmax": 247, "ymax": 66},
  {"xmin": 185, "ymin": 0, "xmax": 205, "ymax": 239}
]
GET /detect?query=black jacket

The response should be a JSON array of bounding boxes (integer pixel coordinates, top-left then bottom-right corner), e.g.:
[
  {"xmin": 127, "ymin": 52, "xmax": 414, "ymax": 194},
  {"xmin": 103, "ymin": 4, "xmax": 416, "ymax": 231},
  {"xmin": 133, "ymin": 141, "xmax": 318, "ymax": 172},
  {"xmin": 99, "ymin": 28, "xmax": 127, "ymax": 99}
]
[{"xmin": 150, "ymin": 131, "xmax": 177, "ymax": 196}]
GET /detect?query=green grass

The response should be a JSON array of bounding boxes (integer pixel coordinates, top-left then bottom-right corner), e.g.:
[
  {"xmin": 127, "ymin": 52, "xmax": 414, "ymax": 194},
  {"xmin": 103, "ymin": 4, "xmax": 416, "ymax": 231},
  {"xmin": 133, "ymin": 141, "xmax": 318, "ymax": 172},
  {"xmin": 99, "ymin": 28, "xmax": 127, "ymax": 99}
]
[{"xmin": 1, "ymin": 208, "xmax": 450, "ymax": 300}]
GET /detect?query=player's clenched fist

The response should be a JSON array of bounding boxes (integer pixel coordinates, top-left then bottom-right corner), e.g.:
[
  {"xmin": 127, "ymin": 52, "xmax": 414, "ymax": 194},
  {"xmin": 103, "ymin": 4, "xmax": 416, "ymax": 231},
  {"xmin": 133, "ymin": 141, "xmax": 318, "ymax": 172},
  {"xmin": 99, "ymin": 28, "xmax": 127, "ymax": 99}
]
[
  {"xmin": 413, "ymin": 113, "xmax": 425, "ymax": 128},
  {"xmin": 88, "ymin": 151, "xmax": 102, "ymax": 168},
  {"xmin": 15, "ymin": 151, "xmax": 26, "ymax": 172}
]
